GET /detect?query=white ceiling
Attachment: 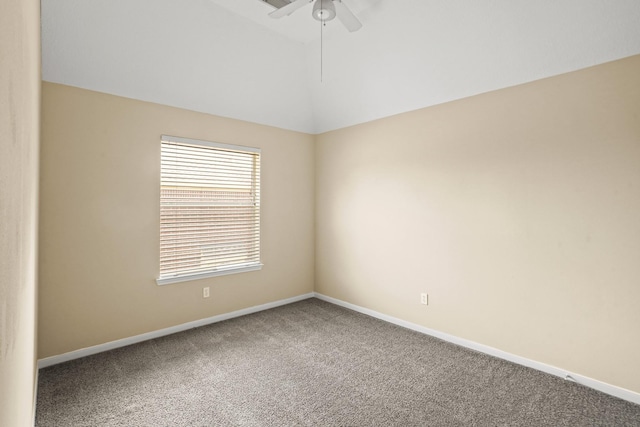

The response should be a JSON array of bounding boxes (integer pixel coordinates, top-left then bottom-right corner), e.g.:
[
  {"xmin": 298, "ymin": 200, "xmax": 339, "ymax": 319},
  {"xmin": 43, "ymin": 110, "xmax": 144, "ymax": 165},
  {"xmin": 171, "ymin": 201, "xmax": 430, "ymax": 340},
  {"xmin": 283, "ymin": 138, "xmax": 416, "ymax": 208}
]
[{"xmin": 42, "ymin": 0, "xmax": 640, "ymax": 134}]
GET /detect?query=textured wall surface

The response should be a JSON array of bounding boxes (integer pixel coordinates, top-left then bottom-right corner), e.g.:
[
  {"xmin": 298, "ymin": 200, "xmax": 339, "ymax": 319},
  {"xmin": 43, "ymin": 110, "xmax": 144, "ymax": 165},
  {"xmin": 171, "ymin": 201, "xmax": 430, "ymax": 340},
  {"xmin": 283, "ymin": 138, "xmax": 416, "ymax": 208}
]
[
  {"xmin": 39, "ymin": 83, "xmax": 315, "ymax": 358},
  {"xmin": 0, "ymin": 0, "xmax": 41, "ymax": 425},
  {"xmin": 316, "ymin": 55, "xmax": 640, "ymax": 394}
]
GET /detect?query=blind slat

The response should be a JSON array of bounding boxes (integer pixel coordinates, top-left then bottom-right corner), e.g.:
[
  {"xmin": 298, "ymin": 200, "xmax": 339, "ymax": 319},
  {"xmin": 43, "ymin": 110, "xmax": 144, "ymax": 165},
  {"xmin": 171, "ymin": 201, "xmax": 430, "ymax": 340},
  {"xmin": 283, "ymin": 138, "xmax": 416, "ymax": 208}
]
[{"xmin": 160, "ymin": 139, "xmax": 261, "ymax": 279}]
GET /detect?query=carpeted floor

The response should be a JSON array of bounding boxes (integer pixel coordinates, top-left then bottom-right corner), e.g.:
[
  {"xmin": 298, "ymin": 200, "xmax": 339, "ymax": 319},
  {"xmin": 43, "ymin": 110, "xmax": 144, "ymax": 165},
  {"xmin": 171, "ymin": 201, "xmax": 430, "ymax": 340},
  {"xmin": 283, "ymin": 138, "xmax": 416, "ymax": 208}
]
[{"xmin": 36, "ymin": 298, "xmax": 640, "ymax": 426}]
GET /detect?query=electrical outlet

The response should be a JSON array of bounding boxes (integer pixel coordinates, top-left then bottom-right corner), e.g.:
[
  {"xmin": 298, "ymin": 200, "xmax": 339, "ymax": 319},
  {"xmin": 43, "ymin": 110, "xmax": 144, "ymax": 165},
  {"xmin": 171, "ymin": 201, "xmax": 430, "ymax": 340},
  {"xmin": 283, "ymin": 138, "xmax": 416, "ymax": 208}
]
[
  {"xmin": 203, "ymin": 287, "xmax": 210, "ymax": 298},
  {"xmin": 420, "ymin": 293, "xmax": 428, "ymax": 305}
]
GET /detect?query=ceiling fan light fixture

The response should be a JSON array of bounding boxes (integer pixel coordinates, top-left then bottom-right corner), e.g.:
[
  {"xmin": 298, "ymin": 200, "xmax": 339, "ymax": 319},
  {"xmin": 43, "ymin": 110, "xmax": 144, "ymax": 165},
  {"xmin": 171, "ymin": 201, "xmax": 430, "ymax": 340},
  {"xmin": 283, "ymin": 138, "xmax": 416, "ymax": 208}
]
[{"xmin": 312, "ymin": 0, "xmax": 336, "ymax": 22}]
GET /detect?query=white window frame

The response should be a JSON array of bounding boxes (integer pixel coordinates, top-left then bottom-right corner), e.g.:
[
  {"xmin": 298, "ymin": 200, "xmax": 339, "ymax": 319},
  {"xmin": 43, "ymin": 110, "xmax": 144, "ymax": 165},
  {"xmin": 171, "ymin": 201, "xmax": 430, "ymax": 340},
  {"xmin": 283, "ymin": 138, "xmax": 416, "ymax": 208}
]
[{"xmin": 157, "ymin": 135, "xmax": 262, "ymax": 285}]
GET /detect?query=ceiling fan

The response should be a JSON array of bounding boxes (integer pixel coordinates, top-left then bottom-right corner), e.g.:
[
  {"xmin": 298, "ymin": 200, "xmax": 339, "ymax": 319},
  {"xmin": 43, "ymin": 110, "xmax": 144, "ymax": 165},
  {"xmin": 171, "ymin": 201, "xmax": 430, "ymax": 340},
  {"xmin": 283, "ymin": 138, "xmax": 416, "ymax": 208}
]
[{"xmin": 268, "ymin": 0, "xmax": 363, "ymax": 32}]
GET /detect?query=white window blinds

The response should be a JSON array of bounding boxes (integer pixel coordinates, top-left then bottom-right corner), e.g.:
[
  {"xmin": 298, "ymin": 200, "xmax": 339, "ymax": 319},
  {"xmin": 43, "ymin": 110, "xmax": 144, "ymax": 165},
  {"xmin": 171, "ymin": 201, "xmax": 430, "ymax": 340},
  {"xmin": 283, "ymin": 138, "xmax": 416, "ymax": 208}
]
[{"xmin": 158, "ymin": 135, "xmax": 261, "ymax": 285}]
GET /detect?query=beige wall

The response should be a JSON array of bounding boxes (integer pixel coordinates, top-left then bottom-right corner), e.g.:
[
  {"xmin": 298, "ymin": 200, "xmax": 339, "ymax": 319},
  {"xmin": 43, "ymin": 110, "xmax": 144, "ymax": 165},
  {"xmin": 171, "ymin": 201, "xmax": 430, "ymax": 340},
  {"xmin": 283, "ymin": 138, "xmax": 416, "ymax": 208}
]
[
  {"xmin": 39, "ymin": 82, "xmax": 315, "ymax": 358},
  {"xmin": 39, "ymin": 56, "xmax": 640, "ymax": 397},
  {"xmin": 316, "ymin": 55, "xmax": 640, "ymax": 393},
  {"xmin": 0, "ymin": 0, "xmax": 41, "ymax": 425}
]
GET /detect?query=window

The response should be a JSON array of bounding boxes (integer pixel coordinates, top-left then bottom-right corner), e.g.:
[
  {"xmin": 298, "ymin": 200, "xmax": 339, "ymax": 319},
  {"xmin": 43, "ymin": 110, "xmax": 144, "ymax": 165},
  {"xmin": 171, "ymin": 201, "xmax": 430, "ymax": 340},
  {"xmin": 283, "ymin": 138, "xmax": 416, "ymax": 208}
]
[{"xmin": 157, "ymin": 135, "xmax": 261, "ymax": 285}]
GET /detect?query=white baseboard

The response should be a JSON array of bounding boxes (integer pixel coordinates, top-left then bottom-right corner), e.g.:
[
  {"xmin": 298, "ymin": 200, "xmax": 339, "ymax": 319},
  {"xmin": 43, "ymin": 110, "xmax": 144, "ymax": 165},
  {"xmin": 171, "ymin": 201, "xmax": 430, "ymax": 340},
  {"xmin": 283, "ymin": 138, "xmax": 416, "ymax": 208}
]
[
  {"xmin": 37, "ymin": 293, "xmax": 315, "ymax": 369},
  {"xmin": 36, "ymin": 291, "xmax": 640, "ymax": 406},
  {"xmin": 313, "ymin": 292, "xmax": 640, "ymax": 406}
]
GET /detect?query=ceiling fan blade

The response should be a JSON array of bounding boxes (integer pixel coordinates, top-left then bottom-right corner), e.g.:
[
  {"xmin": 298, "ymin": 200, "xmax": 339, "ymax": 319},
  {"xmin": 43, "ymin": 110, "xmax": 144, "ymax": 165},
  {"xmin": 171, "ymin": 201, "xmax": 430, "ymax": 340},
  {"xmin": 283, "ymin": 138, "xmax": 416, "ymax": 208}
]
[
  {"xmin": 333, "ymin": 0, "xmax": 362, "ymax": 32},
  {"xmin": 269, "ymin": 0, "xmax": 314, "ymax": 19}
]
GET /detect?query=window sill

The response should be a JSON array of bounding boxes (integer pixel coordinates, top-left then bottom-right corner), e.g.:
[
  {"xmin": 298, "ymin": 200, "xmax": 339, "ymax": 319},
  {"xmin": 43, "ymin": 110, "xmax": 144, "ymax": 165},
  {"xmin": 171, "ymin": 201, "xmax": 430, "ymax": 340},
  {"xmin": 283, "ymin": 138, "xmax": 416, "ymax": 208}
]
[{"xmin": 156, "ymin": 263, "xmax": 263, "ymax": 286}]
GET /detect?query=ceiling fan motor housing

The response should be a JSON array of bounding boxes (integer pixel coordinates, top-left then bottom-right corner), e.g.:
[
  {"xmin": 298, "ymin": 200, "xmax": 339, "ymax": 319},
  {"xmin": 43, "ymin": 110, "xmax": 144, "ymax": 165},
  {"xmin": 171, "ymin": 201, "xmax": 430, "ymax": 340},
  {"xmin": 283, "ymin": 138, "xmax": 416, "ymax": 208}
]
[{"xmin": 313, "ymin": 0, "xmax": 337, "ymax": 22}]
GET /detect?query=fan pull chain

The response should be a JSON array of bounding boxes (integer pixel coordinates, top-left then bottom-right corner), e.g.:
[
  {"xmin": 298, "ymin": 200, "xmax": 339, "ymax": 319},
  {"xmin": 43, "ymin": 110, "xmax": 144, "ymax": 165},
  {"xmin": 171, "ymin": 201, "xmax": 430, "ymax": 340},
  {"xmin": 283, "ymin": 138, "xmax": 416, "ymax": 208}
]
[{"xmin": 320, "ymin": 16, "xmax": 323, "ymax": 82}]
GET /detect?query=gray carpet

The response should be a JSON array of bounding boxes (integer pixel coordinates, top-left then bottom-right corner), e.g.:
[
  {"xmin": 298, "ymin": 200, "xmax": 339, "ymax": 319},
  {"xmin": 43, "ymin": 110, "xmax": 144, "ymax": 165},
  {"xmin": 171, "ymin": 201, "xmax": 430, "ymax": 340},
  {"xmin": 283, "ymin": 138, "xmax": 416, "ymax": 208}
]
[{"xmin": 36, "ymin": 298, "xmax": 640, "ymax": 426}]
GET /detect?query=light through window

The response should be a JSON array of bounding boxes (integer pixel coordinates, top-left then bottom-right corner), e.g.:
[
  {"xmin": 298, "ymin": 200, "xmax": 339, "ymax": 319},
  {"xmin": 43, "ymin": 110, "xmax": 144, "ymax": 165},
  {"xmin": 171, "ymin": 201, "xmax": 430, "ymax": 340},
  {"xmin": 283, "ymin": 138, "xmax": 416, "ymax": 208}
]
[{"xmin": 157, "ymin": 135, "xmax": 261, "ymax": 285}]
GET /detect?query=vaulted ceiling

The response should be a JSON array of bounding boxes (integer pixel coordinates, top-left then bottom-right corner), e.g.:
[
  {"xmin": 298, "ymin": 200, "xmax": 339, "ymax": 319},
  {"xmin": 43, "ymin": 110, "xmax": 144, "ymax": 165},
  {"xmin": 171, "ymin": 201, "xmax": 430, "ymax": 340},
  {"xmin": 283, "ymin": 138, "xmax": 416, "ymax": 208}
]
[{"xmin": 42, "ymin": 0, "xmax": 640, "ymax": 134}]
